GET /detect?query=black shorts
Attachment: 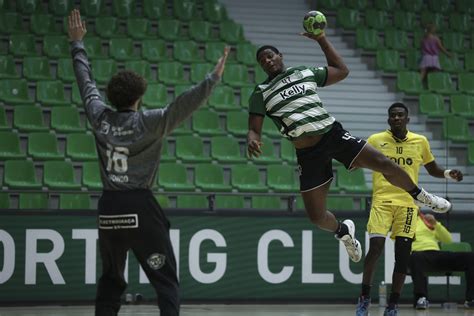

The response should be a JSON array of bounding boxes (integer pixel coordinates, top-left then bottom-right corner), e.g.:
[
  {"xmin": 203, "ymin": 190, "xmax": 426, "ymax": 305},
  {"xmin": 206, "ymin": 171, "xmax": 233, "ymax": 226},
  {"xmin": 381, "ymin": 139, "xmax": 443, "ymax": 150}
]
[{"xmin": 295, "ymin": 121, "xmax": 367, "ymax": 192}]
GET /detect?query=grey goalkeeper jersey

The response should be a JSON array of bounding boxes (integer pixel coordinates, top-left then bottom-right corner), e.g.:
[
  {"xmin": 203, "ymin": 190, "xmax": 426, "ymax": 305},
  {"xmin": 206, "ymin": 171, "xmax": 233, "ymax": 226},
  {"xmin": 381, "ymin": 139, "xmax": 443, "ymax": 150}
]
[{"xmin": 71, "ymin": 40, "xmax": 219, "ymax": 191}]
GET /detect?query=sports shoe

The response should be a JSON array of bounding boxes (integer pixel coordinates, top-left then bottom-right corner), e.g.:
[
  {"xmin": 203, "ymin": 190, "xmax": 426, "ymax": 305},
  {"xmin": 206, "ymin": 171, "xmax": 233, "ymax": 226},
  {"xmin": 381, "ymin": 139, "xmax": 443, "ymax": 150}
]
[
  {"xmin": 383, "ymin": 305, "xmax": 398, "ymax": 316},
  {"xmin": 335, "ymin": 219, "xmax": 362, "ymax": 262},
  {"xmin": 356, "ymin": 296, "xmax": 370, "ymax": 316},
  {"xmin": 416, "ymin": 296, "xmax": 429, "ymax": 310},
  {"xmin": 414, "ymin": 188, "xmax": 451, "ymax": 213},
  {"xmin": 465, "ymin": 300, "xmax": 474, "ymax": 309}
]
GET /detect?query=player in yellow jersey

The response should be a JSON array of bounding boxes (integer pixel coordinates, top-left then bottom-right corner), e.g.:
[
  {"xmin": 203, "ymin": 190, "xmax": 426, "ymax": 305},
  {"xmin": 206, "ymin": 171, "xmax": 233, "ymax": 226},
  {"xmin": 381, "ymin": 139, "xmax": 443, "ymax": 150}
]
[{"xmin": 355, "ymin": 102, "xmax": 463, "ymax": 316}]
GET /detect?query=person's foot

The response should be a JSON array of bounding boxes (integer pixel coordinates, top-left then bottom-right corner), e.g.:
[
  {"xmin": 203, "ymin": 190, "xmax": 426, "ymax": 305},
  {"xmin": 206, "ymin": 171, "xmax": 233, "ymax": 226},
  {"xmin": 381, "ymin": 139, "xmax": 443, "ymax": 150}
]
[
  {"xmin": 335, "ymin": 219, "xmax": 362, "ymax": 262},
  {"xmin": 355, "ymin": 296, "xmax": 370, "ymax": 316},
  {"xmin": 415, "ymin": 296, "xmax": 429, "ymax": 310},
  {"xmin": 383, "ymin": 305, "xmax": 398, "ymax": 316},
  {"xmin": 465, "ymin": 300, "xmax": 474, "ymax": 309},
  {"xmin": 414, "ymin": 188, "xmax": 451, "ymax": 213}
]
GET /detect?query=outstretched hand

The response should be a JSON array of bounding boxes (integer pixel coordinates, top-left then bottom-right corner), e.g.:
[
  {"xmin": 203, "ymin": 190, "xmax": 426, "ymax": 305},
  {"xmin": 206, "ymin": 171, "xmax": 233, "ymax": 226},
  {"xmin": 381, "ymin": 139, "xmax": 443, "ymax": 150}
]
[
  {"xmin": 212, "ymin": 46, "xmax": 230, "ymax": 78},
  {"xmin": 68, "ymin": 9, "xmax": 87, "ymax": 41}
]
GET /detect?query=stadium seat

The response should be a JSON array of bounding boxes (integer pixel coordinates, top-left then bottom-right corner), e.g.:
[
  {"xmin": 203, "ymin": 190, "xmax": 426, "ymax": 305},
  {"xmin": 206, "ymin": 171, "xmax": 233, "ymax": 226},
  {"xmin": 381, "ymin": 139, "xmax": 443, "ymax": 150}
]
[
  {"xmin": 173, "ymin": 0, "xmax": 196, "ymax": 20},
  {"xmin": 176, "ymin": 195, "xmax": 208, "ymax": 208},
  {"xmin": 208, "ymin": 85, "xmax": 238, "ymax": 111},
  {"xmin": 205, "ymin": 41, "xmax": 228, "ymax": 63},
  {"xmin": 449, "ymin": 13, "xmax": 471, "ymax": 32},
  {"xmin": 346, "ymin": 0, "xmax": 368, "ymax": 9},
  {"xmin": 195, "ymin": 164, "xmax": 232, "ymax": 192},
  {"xmin": 263, "ymin": 118, "xmax": 281, "ymax": 138},
  {"xmin": 84, "ymin": 37, "xmax": 106, "ymax": 59},
  {"xmin": 458, "ymin": 73, "xmax": 474, "ymax": 94},
  {"xmin": 189, "ymin": 21, "xmax": 213, "ymax": 42},
  {"xmin": 318, "ymin": 0, "xmax": 342, "ymax": 9},
  {"xmin": 95, "ymin": 16, "xmax": 120, "ymax": 38},
  {"xmin": 231, "ymin": 164, "xmax": 267, "ymax": 192},
  {"xmin": 442, "ymin": 32, "xmax": 465, "ymax": 53},
  {"xmin": 4, "ymin": 160, "xmax": 41, "ymax": 189},
  {"xmin": 439, "ymin": 53, "xmax": 461, "ymax": 73},
  {"xmin": 393, "ymin": 11, "xmax": 416, "ymax": 31},
  {"xmin": 253, "ymin": 136, "xmax": 280, "ymax": 164},
  {"xmin": 0, "ymin": 13, "xmax": 23, "ymax": 34},
  {"xmin": 19, "ymin": 193, "xmax": 48, "ymax": 209},
  {"xmin": 81, "ymin": 0, "xmax": 106, "ymax": 17},
  {"xmin": 82, "ymin": 161, "xmax": 102, "ymax": 189},
  {"xmin": 158, "ymin": 19, "xmax": 181, "ymax": 41},
  {"xmin": 160, "ymin": 141, "xmax": 173, "ymax": 162},
  {"xmin": 59, "ymin": 193, "xmax": 91, "ymax": 210},
  {"xmin": 468, "ymin": 142, "xmax": 474, "ymax": 165},
  {"xmin": 203, "ymin": 1, "xmax": 227, "ymax": 22},
  {"xmin": 157, "ymin": 62, "xmax": 186, "ymax": 85},
  {"xmin": 443, "ymin": 115, "xmax": 471, "ymax": 141},
  {"xmin": 66, "ymin": 133, "xmax": 97, "ymax": 160},
  {"xmin": 267, "ymin": 165, "xmax": 298, "ymax": 193},
  {"xmin": 428, "ymin": 0, "xmax": 451, "ymax": 12},
  {"xmin": 171, "ymin": 118, "xmax": 193, "ymax": 136},
  {"xmin": 13, "ymin": 106, "xmax": 48, "ymax": 132},
  {"xmin": 374, "ymin": 0, "xmax": 396, "ymax": 10},
  {"xmin": 37, "ymin": 80, "xmax": 69, "ymax": 106},
  {"xmin": 376, "ymin": 49, "xmax": 400, "ymax": 72},
  {"xmin": 43, "ymin": 35, "xmax": 70, "ymax": 58},
  {"xmin": 465, "ymin": 51, "xmax": 474, "ymax": 72},
  {"xmin": 0, "ymin": 79, "xmax": 33, "ymax": 105},
  {"xmin": 44, "ymin": 161, "xmax": 80, "ymax": 190},
  {"xmin": 124, "ymin": 60, "xmax": 154, "ymax": 82},
  {"xmin": 0, "ymin": 107, "xmax": 8, "ymax": 130},
  {"xmin": 18, "ymin": 0, "xmax": 42, "ymax": 14},
  {"xmin": 175, "ymin": 135, "xmax": 211, "ymax": 162},
  {"xmin": 0, "ymin": 131, "xmax": 25, "ymax": 160},
  {"xmin": 173, "ymin": 40, "xmax": 203, "ymax": 63},
  {"xmin": 236, "ymin": 42, "xmax": 257, "ymax": 66},
  {"xmin": 281, "ymin": 140, "xmax": 296, "ymax": 164},
  {"xmin": 52, "ymin": 59, "xmax": 74, "ymax": 84},
  {"xmin": 141, "ymin": 39, "xmax": 169, "ymax": 62},
  {"xmin": 9, "ymin": 34, "xmax": 37, "ymax": 57},
  {"xmin": 337, "ymin": 166, "xmax": 370, "ymax": 193},
  {"xmin": 336, "ymin": 8, "xmax": 359, "ymax": 30},
  {"xmin": 421, "ymin": 12, "xmax": 444, "ymax": 29},
  {"xmin": 30, "ymin": 13, "xmax": 58, "ymax": 36},
  {"xmin": 49, "ymin": 0, "xmax": 73, "ymax": 16},
  {"xmin": 72, "ymin": 84, "xmax": 82, "ymax": 105},
  {"xmin": 226, "ymin": 111, "xmax": 248, "ymax": 137},
  {"xmin": 110, "ymin": 38, "xmax": 138, "ymax": 61},
  {"xmin": 22, "ymin": 57, "xmax": 52, "ymax": 81},
  {"xmin": 143, "ymin": 0, "xmax": 167, "ymax": 19},
  {"xmin": 142, "ymin": 83, "xmax": 167, "ymax": 108},
  {"xmin": 223, "ymin": 64, "xmax": 250, "ymax": 87},
  {"xmin": 397, "ymin": 71, "xmax": 424, "ymax": 95},
  {"xmin": 451, "ymin": 94, "xmax": 474, "ymax": 118},
  {"xmin": 155, "ymin": 195, "xmax": 170, "ymax": 208},
  {"xmin": 51, "ymin": 107, "xmax": 85, "ymax": 133},
  {"xmin": 210, "ymin": 136, "xmax": 246, "ymax": 163},
  {"xmin": 127, "ymin": 17, "xmax": 153, "ymax": 40},
  {"xmin": 251, "ymin": 196, "xmax": 282, "ymax": 210},
  {"xmin": 427, "ymin": 72, "xmax": 455, "ymax": 95},
  {"xmin": 355, "ymin": 28, "xmax": 379, "ymax": 51},
  {"xmin": 365, "ymin": 9, "xmax": 389, "ymax": 30},
  {"xmin": 240, "ymin": 86, "xmax": 253, "ymax": 107},
  {"xmin": 405, "ymin": 49, "xmax": 421, "ymax": 71},
  {"xmin": 219, "ymin": 20, "xmax": 244, "ymax": 44},
  {"xmin": 455, "ymin": 0, "xmax": 474, "ymax": 13},
  {"xmin": 192, "ymin": 110, "xmax": 225, "ymax": 136},
  {"xmin": 28, "ymin": 132, "xmax": 63, "ymax": 160},
  {"xmin": 112, "ymin": 0, "xmax": 136, "ymax": 17},
  {"xmin": 0, "ymin": 55, "xmax": 18, "ymax": 79},
  {"xmin": 400, "ymin": 0, "xmax": 424, "ymax": 11},
  {"xmin": 190, "ymin": 63, "xmax": 213, "ymax": 84},
  {"xmin": 158, "ymin": 162, "xmax": 194, "ymax": 191},
  {"xmin": 384, "ymin": 29, "xmax": 409, "ymax": 51},
  {"xmin": 0, "ymin": 192, "xmax": 10, "ymax": 209},
  {"xmin": 215, "ymin": 195, "xmax": 245, "ymax": 209},
  {"xmin": 419, "ymin": 93, "xmax": 448, "ymax": 117},
  {"xmin": 91, "ymin": 59, "xmax": 118, "ymax": 84}
]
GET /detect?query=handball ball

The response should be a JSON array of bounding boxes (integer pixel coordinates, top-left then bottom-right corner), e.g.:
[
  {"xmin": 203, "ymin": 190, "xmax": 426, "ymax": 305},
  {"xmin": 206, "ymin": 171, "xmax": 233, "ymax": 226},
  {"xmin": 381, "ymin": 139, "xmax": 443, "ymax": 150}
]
[{"xmin": 303, "ymin": 11, "xmax": 327, "ymax": 36}]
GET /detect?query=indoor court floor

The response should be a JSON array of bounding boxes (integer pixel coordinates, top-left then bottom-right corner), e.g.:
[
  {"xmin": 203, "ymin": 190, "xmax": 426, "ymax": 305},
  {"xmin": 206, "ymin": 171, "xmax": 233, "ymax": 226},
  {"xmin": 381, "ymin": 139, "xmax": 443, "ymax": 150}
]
[{"xmin": 0, "ymin": 304, "xmax": 473, "ymax": 316}]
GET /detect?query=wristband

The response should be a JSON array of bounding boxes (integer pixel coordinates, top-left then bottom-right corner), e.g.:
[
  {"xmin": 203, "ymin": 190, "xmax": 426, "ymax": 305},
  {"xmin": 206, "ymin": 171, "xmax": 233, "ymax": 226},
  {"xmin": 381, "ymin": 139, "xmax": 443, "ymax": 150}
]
[{"xmin": 444, "ymin": 169, "xmax": 452, "ymax": 179}]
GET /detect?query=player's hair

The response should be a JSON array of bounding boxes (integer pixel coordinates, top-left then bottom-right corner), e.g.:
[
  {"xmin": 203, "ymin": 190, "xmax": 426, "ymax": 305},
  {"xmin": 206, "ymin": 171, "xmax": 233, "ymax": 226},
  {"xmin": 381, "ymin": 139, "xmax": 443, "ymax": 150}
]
[
  {"xmin": 106, "ymin": 70, "xmax": 147, "ymax": 110},
  {"xmin": 388, "ymin": 102, "xmax": 409, "ymax": 115},
  {"xmin": 256, "ymin": 45, "xmax": 280, "ymax": 60}
]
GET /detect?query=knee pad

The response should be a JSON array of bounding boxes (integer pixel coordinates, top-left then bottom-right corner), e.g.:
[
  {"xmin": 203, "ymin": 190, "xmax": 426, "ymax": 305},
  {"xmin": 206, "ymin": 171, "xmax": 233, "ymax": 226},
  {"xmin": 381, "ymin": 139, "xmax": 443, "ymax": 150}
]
[{"xmin": 394, "ymin": 236, "xmax": 413, "ymax": 274}]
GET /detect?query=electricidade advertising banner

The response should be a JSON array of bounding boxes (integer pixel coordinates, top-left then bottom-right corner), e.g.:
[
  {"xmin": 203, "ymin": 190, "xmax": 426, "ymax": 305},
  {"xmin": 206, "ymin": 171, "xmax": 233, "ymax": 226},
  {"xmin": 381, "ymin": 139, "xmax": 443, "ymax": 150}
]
[{"xmin": 0, "ymin": 212, "xmax": 473, "ymax": 303}]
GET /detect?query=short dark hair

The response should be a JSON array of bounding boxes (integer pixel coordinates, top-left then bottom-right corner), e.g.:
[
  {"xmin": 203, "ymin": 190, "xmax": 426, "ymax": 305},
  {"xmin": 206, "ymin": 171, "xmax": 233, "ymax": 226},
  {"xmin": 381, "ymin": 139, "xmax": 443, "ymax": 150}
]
[
  {"xmin": 388, "ymin": 102, "xmax": 409, "ymax": 115},
  {"xmin": 256, "ymin": 45, "xmax": 280, "ymax": 60},
  {"xmin": 106, "ymin": 70, "xmax": 147, "ymax": 110}
]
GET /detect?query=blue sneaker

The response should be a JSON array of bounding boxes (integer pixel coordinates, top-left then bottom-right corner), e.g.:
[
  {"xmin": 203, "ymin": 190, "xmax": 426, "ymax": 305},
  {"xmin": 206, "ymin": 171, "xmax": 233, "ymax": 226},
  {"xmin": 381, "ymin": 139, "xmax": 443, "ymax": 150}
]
[
  {"xmin": 383, "ymin": 305, "xmax": 398, "ymax": 316},
  {"xmin": 356, "ymin": 296, "xmax": 370, "ymax": 316}
]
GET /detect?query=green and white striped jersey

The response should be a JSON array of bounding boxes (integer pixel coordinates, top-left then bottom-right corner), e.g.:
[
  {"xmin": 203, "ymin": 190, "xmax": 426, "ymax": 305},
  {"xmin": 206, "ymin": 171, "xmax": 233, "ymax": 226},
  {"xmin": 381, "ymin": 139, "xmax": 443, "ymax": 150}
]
[{"xmin": 248, "ymin": 65, "xmax": 335, "ymax": 140}]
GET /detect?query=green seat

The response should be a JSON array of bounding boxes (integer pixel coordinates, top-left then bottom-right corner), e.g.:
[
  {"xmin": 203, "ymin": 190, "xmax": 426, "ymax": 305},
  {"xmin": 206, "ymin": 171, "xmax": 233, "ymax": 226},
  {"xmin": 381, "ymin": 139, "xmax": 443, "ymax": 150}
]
[
  {"xmin": 82, "ymin": 161, "xmax": 102, "ymax": 189},
  {"xmin": 346, "ymin": 0, "xmax": 367, "ymax": 9},
  {"xmin": 84, "ymin": 37, "xmax": 106, "ymax": 59},
  {"xmin": 318, "ymin": 0, "xmax": 342, "ymax": 9},
  {"xmin": 43, "ymin": 35, "xmax": 69, "ymax": 58},
  {"xmin": 158, "ymin": 61, "xmax": 186, "ymax": 85},
  {"xmin": 336, "ymin": 8, "xmax": 359, "ymax": 30},
  {"xmin": 374, "ymin": 0, "xmax": 396, "ymax": 10},
  {"xmin": 91, "ymin": 59, "xmax": 118, "ymax": 84},
  {"xmin": 223, "ymin": 64, "xmax": 250, "ymax": 87},
  {"xmin": 236, "ymin": 42, "xmax": 257, "ymax": 66},
  {"xmin": 141, "ymin": 39, "xmax": 169, "ymax": 62},
  {"xmin": 443, "ymin": 115, "xmax": 471, "ymax": 141},
  {"xmin": 267, "ymin": 165, "xmax": 298, "ymax": 193},
  {"xmin": 365, "ymin": 9, "xmax": 389, "ymax": 30},
  {"xmin": 412, "ymin": 30, "xmax": 424, "ymax": 49},
  {"xmin": 208, "ymin": 85, "xmax": 238, "ymax": 111},
  {"xmin": 252, "ymin": 196, "xmax": 282, "ymax": 210},
  {"xmin": 400, "ymin": 0, "xmax": 423, "ymax": 11},
  {"xmin": 51, "ymin": 107, "xmax": 85, "ymax": 133},
  {"xmin": 0, "ymin": 131, "xmax": 25, "ymax": 160},
  {"xmin": 173, "ymin": 0, "xmax": 196, "ymax": 20},
  {"xmin": 449, "ymin": 13, "xmax": 471, "ymax": 32},
  {"xmin": 9, "ymin": 34, "xmax": 37, "ymax": 57},
  {"xmin": 219, "ymin": 20, "xmax": 244, "ymax": 44},
  {"xmin": 376, "ymin": 49, "xmax": 400, "ymax": 72},
  {"xmin": 160, "ymin": 140, "xmax": 174, "ymax": 162},
  {"xmin": 176, "ymin": 195, "xmax": 208, "ymax": 208},
  {"xmin": 13, "ymin": 106, "xmax": 47, "ymax": 132},
  {"xmin": 158, "ymin": 19, "xmax": 181, "ymax": 41},
  {"xmin": 192, "ymin": 110, "xmax": 225, "ymax": 136},
  {"xmin": 195, "ymin": 164, "xmax": 232, "ymax": 192},
  {"xmin": 226, "ymin": 111, "xmax": 247, "ymax": 137},
  {"xmin": 49, "ymin": 0, "xmax": 73, "ymax": 16},
  {"xmin": 173, "ymin": 40, "xmax": 203, "ymax": 63},
  {"xmin": 127, "ymin": 17, "xmax": 153, "ymax": 40},
  {"xmin": 428, "ymin": 0, "xmax": 451, "ymax": 12},
  {"xmin": 0, "ymin": 13, "xmax": 23, "ymax": 34},
  {"xmin": 455, "ymin": 0, "xmax": 474, "ymax": 13},
  {"xmin": 175, "ymin": 135, "xmax": 211, "ymax": 162},
  {"xmin": 442, "ymin": 32, "xmax": 465, "ymax": 53},
  {"xmin": 203, "ymin": 1, "xmax": 227, "ymax": 22},
  {"xmin": 281, "ymin": 140, "xmax": 296, "ymax": 165},
  {"xmin": 171, "ymin": 118, "xmax": 193, "ymax": 136},
  {"xmin": 95, "ymin": 17, "xmax": 121, "ymax": 39},
  {"xmin": 215, "ymin": 195, "xmax": 245, "ymax": 209},
  {"xmin": 393, "ymin": 11, "xmax": 416, "ymax": 31},
  {"xmin": 355, "ymin": 27, "xmax": 379, "ymax": 51},
  {"xmin": 19, "ymin": 193, "xmax": 48, "ymax": 209},
  {"xmin": 143, "ymin": 0, "xmax": 167, "ymax": 19},
  {"xmin": 142, "ymin": 83, "xmax": 167, "ymax": 108},
  {"xmin": 154, "ymin": 195, "xmax": 170, "ymax": 208},
  {"xmin": 72, "ymin": 84, "xmax": 82, "ymax": 105},
  {"xmin": 397, "ymin": 71, "xmax": 424, "ymax": 95},
  {"xmin": 405, "ymin": 49, "xmax": 421, "ymax": 71},
  {"xmin": 0, "ymin": 55, "xmax": 19, "ymax": 79},
  {"xmin": 0, "ymin": 79, "xmax": 34, "ymax": 104},
  {"xmin": 66, "ymin": 133, "xmax": 97, "ymax": 160},
  {"xmin": 240, "ymin": 86, "xmax": 253, "ymax": 107},
  {"xmin": 190, "ymin": 63, "xmax": 213, "ymax": 83},
  {"xmin": 253, "ymin": 136, "xmax": 280, "ymax": 164},
  {"xmin": 468, "ymin": 142, "xmax": 474, "ymax": 164},
  {"xmin": 112, "ymin": 0, "xmax": 136, "ymax": 17},
  {"xmin": 211, "ymin": 136, "xmax": 246, "ymax": 163},
  {"xmin": 0, "ymin": 192, "xmax": 10, "ymax": 209},
  {"xmin": 37, "ymin": 80, "xmax": 69, "ymax": 106},
  {"xmin": 451, "ymin": 94, "xmax": 474, "ymax": 118},
  {"xmin": 458, "ymin": 73, "xmax": 474, "ymax": 94},
  {"xmin": 189, "ymin": 20, "xmax": 213, "ymax": 42},
  {"xmin": 158, "ymin": 162, "xmax": 194, "ymax": 191},
  {"xmin": 337, "ymin": 166, "xmax": 370, "ymax": 193},
  {"xmin": 441, "ymin": 241, "xmax": 472, "ymax": 252},
  {"xmin": 0, "ymin": 106, "xmax": 8, "ymax": 130},
  {"xmin": 205, "ymin": 41, "xmax": 227, "ymax": 63},
  {"xmin": 385, "ymin": 29, "xmax": 409, "ymax": 51},
  {"xmin": 327, "ymin": 196, "xmax": 356, "ymax": 210},
  {"xmin": 18, "ymin": 0, "xmax": 41, "ymax": 14},
  {"xmin": 22, "ymin": 57, "xmax": 52, "ymax": 81},
  {"xmin": 44, "ymin": 160, "xmax": 80, "ymax": 189},
  {"xmin": 427, "ymin": 72, "xmax": 455, "ymax": 95},
  {"xmin": 57, "ymin": 58, "xmax": 75, "ymax": 82},
  {"xmin": 125, "ymin": 60, "xmax": 154, "ymax": 82},
  {"xmin": 81, "ymin": 0, "xmax": 106, "ymax": 17},
  {"xmin": 419, "ymin": 93, "xmax": 448, "ymax": 117},
  {"xmin": 59, "ymin": 194, "xmax": 91, "ymax": 210},
  {"xmin": 4, "ymin": 160, "xmax": 41, "ymax": 189},
  {"xmin": 263, "ymin": 118, "xmax": 281, "ymax": 138},
  {"xmin": 465, "ymin": 51, "xmax": 474, "ymax": 72},
  {"xmin": 28, "ymin": 132, "xmax": 63, "ymax": 160},
  {"xmin": 30, "ymin": 13, "xmax": 58, "ymax": 36},
  {"xmin": 439, "ymin": 53, "xmax": 461, "ymax": 73},
  {"xmin": 110, "ymin": 38, "xmax": 137, "ymax": 61},
  {"xmin": 231, "ymin": 164, "xmax": 267, "ymax": 192},
  {"xmin": 421, "ymin": 12, "xmax": 445, "ymax": 29}
]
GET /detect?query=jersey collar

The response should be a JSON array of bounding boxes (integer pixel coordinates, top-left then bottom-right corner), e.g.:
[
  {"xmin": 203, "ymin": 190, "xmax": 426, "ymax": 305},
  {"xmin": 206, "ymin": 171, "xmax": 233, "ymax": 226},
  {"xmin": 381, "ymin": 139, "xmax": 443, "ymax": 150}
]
[{"xmin": 387, "ymin": 129, "xmax": 409, "ymax": 143}]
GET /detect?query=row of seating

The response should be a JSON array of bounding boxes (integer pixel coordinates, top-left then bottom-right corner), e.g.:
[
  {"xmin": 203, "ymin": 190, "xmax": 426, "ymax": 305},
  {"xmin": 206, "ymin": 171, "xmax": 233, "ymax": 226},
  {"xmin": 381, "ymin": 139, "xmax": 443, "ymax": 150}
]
[
  {"xmin": 1, "ymin": 159, "xmax": 371, "ymax": 193},
  {"xmin": 319, "ymin": 0, "xmax": 473, "ymax": 13},
  {"xmin": 397, "ymin": 71, "xmax": 474, "ymax": 95},
  {"xmin": 419, "ymin": 93, "xmax": 474, "ymax": 118}
]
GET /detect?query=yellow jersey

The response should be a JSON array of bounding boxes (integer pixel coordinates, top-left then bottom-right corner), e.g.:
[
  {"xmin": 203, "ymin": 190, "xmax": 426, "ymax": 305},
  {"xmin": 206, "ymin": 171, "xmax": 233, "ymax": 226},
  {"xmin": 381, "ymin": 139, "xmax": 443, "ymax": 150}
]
[
  {"xmin": 411, "ymin": 218, "xmax": 452, "ymax": 252},
  {"xmin": 368, "ymin": 130, "xmax": 435, "ymax": 208}
]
